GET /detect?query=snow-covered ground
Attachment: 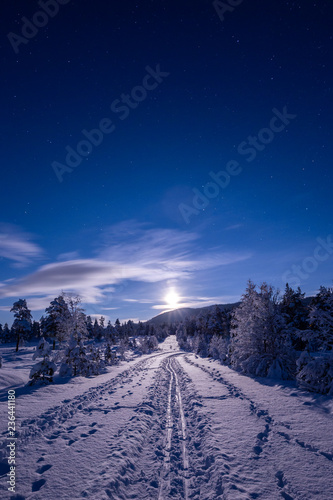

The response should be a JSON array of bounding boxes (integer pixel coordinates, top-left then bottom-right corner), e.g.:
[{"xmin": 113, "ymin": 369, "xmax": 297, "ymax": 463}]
[{"xmin": 1, "ymin": 336, "xmax": 333, "ymax": 499}]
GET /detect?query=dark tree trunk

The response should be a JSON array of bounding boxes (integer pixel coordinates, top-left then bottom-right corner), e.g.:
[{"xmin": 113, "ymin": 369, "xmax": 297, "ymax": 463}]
[{"xmin": 15, "ymin": 333, "xmax": 20, "ymax": 352}]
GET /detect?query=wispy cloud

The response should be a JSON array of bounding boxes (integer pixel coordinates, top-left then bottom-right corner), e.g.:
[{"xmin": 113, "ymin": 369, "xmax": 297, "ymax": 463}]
[
  {"xmin": 0, "ymin": 223, "xmax": 44, "ymax": 267},
  {"xmin": 0, "ymin": 221, "xmax": 251, "ymax": 309},
  {"xmin": 57, "ymin": 251, "xmax": 80, "ymax": 261},
  {"xmin": 123, "ymin": 298, "xmax": 155, "ymax": 304}
]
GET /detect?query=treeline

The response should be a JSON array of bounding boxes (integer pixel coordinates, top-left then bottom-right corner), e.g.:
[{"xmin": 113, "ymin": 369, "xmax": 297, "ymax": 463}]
[
  {"xmin": 0, "ymin": 294, "xmax": 169, "ymax": 349},
  {"xmin": 0, "ymin": 293, "xmax": 170, "ymax": 384},
  {"xmin": 176, "ymin": 282, "xmax": 333, "ymax": 395}
]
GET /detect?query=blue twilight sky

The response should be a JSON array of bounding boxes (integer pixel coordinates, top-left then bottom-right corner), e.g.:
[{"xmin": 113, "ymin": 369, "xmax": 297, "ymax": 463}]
[{"xmin": 0, "ymin": 0, "xmax": 332, "ymax": 325}]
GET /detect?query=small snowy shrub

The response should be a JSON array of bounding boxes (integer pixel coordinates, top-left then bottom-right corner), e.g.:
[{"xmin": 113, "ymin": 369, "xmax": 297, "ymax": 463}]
[
  {"xmin": 240, "ymin": 352, "xmax": 296, "ymax": 380},
  {"xmin": 104, "ymin": 343, "xmax": 118, "ymax": 365},
  {"xmin": 296, "ymin": 351, "xmax": 333, "ymax": 395},
  {"xmin": 87, "ymin": 344, "xmax": 105, "ymax": 375},
  {"xmin": 139, "ymin": 335, "xmax": 158, "ymax": 354},
  {"xmin": 29, "ymin": 337, "xmax": 56, "ymax": 385},
  {"xmin": 209, "ymin": 335, "xmax": 229, "ymax": 363},
  {"xmin": 59, "ymin": 334, "xmax": 90, "ymax": 377}
]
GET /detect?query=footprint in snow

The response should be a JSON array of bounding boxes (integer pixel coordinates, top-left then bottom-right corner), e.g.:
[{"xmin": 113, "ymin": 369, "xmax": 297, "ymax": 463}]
[
  {"xmin": 36, "ymin": 464, "xmax": 52, "ymax": 474},
  {"xmin": 253, "ymin": 445, "xmax": 262, "ymax": 456},
  {"xmin": 0, "ymin": 462, "xmax": 10, "ymax": 476},
  {"xmin": 32, "ymin": 478, "xmax": 46, "ymax": 492},
  {"xmin": 67, "ymin": 425, "xmax": 78, "ymax": 432}
]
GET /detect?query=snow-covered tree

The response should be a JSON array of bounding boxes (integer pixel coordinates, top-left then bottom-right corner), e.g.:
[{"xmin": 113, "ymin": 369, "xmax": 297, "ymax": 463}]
[
  {"xmin": 29, "ymin": 337, "xmax": 56, "ymax": 385},
  {"xmin": 63, "ymin": 294, "xmax": 88, "ymax": 341},
  {"xmin": 59, "ymin": 333, "xmax": 90, "ymax": 377},
  {"xmin": 104, "ymin": 342, "xmax": 118, "ymax": 365},
  {"xmin": 42, "ymin": 295, "xmax": 71, "ymax": 349},
  {"xmin": 230, "ymin": 281, "xmax": 296, "ymax": 379},
  {"xmin": 10, "ymin": 299, "xmax": 32, "ymax": 352},
  {"xmin": 195, "ymin": 333, "xmax": 209, "ymax": 357},
  {"xmin": 86, "ymin": 315, "xmax": 94, "ymax": 338},
  {"xmin": 176, "ymin": 318, "xmax": 197, "ymax": 351},
  {"xmin": 280, "ymin": 284, "xmax": 308, "ymax": 350},
  {"xmin": 88, "ymin": 344, "xmax": 105, "ymax": 375},
  {"xmin": 114, "ymin": 318, "xmax": 122, "ymax": 339},
  {"xmin": 1, "ymin": 323, "xmax": 12, "ymax": 343},
  {"xmin": 92, "ymin": 318, "xmax": 102, "ymax": 340},
  {"xmin": 99, "ymin": 316, "xmax": 105, "ymax": 329},
  {"xmin": 206, "ymin": 305, "xmax": 231, "ymax": 338},
  {"xmin": 301, "ymin": 286, "xmax": 333, "ymax": 351},
  {"xmin": 209, "ymin": 334, "xmax": 230, "ymax": 363},
  {"xmin": 105, "ymin": 320, "xmax": 115, "ymax": 343},
  {"xmin": 139, "ymin": 335, "xmax": 158, "ymax": 354},
  {"xmin": 31, "ymin": 320, "xmax": 41, "ymax": 340},
  {"xmin": 296, "ymin": 351, "xmax": 333, "ymax": 395}
]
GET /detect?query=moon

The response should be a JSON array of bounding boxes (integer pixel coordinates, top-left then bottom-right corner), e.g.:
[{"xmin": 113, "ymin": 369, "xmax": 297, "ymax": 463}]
[{"xmin": 164, "ymin": 289, "xmax": 180, "ymax": 309}]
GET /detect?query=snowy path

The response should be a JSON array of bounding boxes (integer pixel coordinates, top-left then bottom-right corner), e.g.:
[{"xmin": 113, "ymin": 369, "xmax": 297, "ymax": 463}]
[
  {"xmin": 158, "ymin": 356, "xmax": 190, "ymax": 500},
  {"xmin": 1, "ymin": 336, "xmax": 333, "ymax": 499}
]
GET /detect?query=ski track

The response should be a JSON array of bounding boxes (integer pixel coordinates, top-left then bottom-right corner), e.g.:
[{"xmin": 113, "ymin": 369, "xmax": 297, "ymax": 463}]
[
  {"xmin": 80, "ymin": 352, "xmax": 208, "ymax": 499},
  {"xmin": 159, "ymin": 356, "xmax": 189, "ymax": 500},
  {"xmin": 158, "ymin": 358, "xmax": 174, "ymax": 499}
]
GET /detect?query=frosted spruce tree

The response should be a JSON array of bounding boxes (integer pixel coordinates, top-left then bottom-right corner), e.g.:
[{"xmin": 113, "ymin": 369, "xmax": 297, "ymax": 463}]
[
  {"xmin": 59, "ymin": 333, "xmax": 90, "ymax": 377},
  {"xmin": 104, "ymin": 341, "xmax": 118, "ymax": 365},
  {"xmin": 280, "ymin": 283, "xmax": 308, "ymax": 350},
  {"xmin": 230, "ymin": 281, "xmax": 296, "ymax": 379},
  {"xmin": 303, "ymin": 286, "xmax": 333, "ymax": 351},
  {"xmin": 209, "ymin": 334, "xmax": 230, "ymax": 363},
  {"xmin": 29, "ymin": 337, "xmax": 57, "ymax": 385},
  {"xmin": 295, "ymin": 286, "xmax": 333, "ymax": 394},
  {"xmin": 0, "ymin": 323, "xmax": 12, "ymax": 343},
  {"xmin": 42, "ymin": 295, "xmax": 71, "ymax": 349},
  {"xmin": 88, "ymin": 344, "xmax": 105, "ymax": 375},
  {"xmin": 10, "ymin": 299, "xmax": 32, "ymax": 352},
  {"xmin": 296, "ymin": 350, "xmax": 333, "ymax": 395},
  {"xmin": 59, "ymin": 295, "xmax": 90, "ymax": 377}
]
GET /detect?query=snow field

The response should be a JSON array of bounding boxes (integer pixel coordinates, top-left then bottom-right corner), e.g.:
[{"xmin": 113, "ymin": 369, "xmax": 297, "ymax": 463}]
[
  {"xmin": 181, "ymin": 354, "xmax": 333, "ymax": 499},
  {"xmin": 1, "ymin": 336, "xmax": 333, "ymax": 499}
]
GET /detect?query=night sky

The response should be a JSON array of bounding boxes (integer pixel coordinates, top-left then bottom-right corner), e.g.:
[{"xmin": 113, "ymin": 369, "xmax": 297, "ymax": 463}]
[{"xmin": 0, "ymin": 0, "xmax": 332, "ymax": 324}]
